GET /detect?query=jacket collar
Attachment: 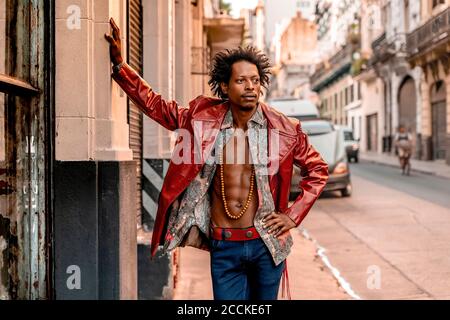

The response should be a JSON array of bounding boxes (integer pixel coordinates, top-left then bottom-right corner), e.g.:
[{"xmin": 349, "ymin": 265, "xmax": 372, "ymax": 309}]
[
  {"xmin": 194, "ymin": 99, "xmax": 296, "ymax": 137},
  {"xmin": 220, "ymin": 103, "xmax": 265, "ymax": 130}
]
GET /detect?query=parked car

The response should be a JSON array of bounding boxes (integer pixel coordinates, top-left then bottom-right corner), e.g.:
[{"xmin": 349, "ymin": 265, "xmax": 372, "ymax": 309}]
[
  {"xmin": 290, "ymin": 120, "xmax": 352, "ymax": 199},
  {"xmin": 268, "ymin": 98, "xmax": 320, "ymax": 121},
  {"xmin": 335, "ymin": 125, "xmax": 359, "ymax": 162}
]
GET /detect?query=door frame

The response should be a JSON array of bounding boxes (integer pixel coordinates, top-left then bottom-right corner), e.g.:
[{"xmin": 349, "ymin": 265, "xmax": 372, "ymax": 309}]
[{"xmin": 0, "ymin": 0, "xmax": 55, "ymax": 299}]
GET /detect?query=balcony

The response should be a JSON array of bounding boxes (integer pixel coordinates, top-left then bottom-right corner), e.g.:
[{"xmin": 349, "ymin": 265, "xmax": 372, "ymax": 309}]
[
  {"xmin": 310, "ymin": 62, "xmax": 326, "ymax": 87},
  {"xmin": 370, "ymin": 32, "xmax": 407, "ymax": 66},
  {"xmin": 407, "ymin": 7, "xmax": 450, "ymax": 59},
  {"xmin": 310, "ymin": 45, "xmax": 353, "ymax": 92}
]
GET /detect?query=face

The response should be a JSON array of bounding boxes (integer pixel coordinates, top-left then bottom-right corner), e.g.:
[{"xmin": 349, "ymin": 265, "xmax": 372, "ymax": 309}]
[{"xmin": 220, "ymin": 60, "xmax": 261, "ymax": 109}]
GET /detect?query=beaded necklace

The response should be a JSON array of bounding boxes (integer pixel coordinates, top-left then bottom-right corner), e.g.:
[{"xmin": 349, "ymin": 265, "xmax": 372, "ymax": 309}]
[{"xmin": 218, "ymin": 145, "xmax": 255, "ymax": 220}]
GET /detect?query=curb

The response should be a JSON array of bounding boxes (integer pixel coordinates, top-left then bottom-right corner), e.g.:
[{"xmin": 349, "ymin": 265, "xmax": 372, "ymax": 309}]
[{"xmin": 359, "ymin": 158, "xmax": 447, "ymax": 179}]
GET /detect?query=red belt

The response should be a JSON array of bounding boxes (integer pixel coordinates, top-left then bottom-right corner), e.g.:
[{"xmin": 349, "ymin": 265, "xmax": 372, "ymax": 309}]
[{"xmin": 210, "ymin": 226, "xmax": 260, "ymax": 241}]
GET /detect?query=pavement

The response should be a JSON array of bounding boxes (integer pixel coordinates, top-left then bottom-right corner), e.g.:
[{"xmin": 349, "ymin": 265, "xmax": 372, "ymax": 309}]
[
  {"xmin": 172, "ymin": 226, "xmax": 351, "ymax": 300},
  {"xmin": 360, "ymin": 151, "xmax": 450, "ymax": 179},
  {"xmin": 302, "ymin": 163, "xmax": 450, "ymax": 300}
]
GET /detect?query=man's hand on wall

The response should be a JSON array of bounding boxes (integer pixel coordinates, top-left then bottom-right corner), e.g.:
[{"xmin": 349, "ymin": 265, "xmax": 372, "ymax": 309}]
[{"xmin": 104, "ymin": 18, "xmax": 124, "ymax": 66}]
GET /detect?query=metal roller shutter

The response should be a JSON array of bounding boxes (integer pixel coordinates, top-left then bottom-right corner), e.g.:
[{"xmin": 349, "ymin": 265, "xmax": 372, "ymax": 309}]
[{"xmin": 127, "ymin": 0, "xmax": 143, "ymax": 226}]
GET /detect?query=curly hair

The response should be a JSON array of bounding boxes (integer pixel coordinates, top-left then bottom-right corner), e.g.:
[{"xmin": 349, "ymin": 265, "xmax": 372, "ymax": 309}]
[{"xmin": 208, "ymin": 46, "xmax": 272, "ymax": 99}]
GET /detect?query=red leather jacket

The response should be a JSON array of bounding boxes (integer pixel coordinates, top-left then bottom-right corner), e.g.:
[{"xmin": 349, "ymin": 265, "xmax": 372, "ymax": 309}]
[{"xmin": 113, "ymin": 63, "xmax": 329, "ymax": 257}]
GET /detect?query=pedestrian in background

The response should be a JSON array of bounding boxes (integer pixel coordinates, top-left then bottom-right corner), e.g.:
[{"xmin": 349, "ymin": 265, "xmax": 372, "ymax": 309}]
[
  {"xmin": 105, "ymin": 18, "xmax": 328, "ymax": 300},
  {"xmin": 394, "ymin": 125, "xmax": 413, "ymax": 175}
]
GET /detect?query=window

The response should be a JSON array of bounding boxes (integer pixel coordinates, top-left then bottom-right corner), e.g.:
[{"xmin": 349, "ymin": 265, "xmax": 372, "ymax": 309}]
[
  {"xmin": 350, "ymin": 84, "xmax": 354, "ymax": 102},
  {"xmin": 433, "ymin": 0, "xmax": 445, "ymax": 9},
  {"xmin": 334, "ymin": 93, "xmax": 338, "ymax": 123},
  {"xmin": 381, "ymin": 3, "xmax": 390, "ymax": 29},
  {"xmin": 404, "ymin": 0, "xmax": 410, "ymax": 33},
  {"xmin": 345, "ymin": 87, "xmax": 349, "ymax": 106}
]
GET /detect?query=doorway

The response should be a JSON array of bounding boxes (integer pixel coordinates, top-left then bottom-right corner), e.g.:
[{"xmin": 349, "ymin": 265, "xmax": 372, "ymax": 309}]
[
  {"xmin": 367, "ymin": 113, "xmax": 378, "ymax": 151},
  {"xmin": 398, "ymin": 76, "xmax": 417, "ymax": 154},
  {"xmin": 431, "ymin": 80, "xmax": 447, "ymax": 160}
]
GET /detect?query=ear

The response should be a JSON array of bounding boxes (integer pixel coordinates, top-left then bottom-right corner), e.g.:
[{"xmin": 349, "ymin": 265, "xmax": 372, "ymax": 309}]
[{"xmin": 220, "ymin": 82, "xmax": 228, "ymax": 95}]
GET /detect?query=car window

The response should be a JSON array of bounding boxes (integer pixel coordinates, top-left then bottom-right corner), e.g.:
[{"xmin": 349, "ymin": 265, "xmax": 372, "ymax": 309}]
[
  {"xmin": 269, "ymin": 99, "xmax": 320, "ymax": 119},
  {"xmin": 308, "ymin": 131, "xmax": 338, "ymax": 165},
  {"xmin": 291, "ymin": 115, "xmax": 321, "ymax": 122},
  {"xmin": 343, "ymin": 131, "xmax": 354, "ymax": 141},
  {"xmin": 301, "ymin": 121, "xmax": 333, "ymax": 135}
]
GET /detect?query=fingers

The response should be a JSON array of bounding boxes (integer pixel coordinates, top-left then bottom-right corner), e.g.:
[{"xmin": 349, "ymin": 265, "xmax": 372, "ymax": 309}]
[
  {"xmin": 110, "ymin": 18, "xmax": 120, "ymax": 40},
  {"xmin": 267, "ymin": 221, "xmax": 283, "ymax": 234},
  {"xmin": 274, "ymin": 226, "xmax": 287, "ymax": 238},
  {"xmin": 262, "ymin": 212, "xmax": 277, "ymax": 223},
  {"xmin": 262, "ymin": 212, "xmax": 294, "ymax": 237},
  {"xmin": 104, "ymin": 33, "xmax": 114, "ymax": 44}
]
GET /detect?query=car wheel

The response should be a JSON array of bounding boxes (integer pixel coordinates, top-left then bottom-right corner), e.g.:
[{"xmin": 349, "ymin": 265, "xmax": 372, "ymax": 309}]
[{"xmin": 341, "ymin": 184, "xmax": 352, "ymax": 197}]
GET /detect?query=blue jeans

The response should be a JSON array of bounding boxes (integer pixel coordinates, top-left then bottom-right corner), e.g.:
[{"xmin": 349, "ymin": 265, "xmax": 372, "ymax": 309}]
[{"xmin": 210, "ymin": 237, "xmax": 285, "ymax": 300}]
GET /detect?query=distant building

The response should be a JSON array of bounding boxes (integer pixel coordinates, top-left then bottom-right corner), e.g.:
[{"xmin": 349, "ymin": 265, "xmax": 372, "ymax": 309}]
[
  {"xmin": 269, "ymin": 11, "xmax": 318, "ymax": 100},
  {"xmin": 241, "ymin": 0, "xmax": 266, "ymax": 51},
  {"xmin": 406, "ymin": 0, "xmax": 450, "ymax": 164},
  {"xmin": 311, "ymin": 0, "xmax": 362, "ymax": 136},
  {"xmin": 265, "ymin": 0, "xmax": 316, "ymax": 49}
]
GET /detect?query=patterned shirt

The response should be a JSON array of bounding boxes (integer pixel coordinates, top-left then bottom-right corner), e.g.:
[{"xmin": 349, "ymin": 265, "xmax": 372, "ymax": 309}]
[{"xmin": 163, "ymin": 105, "xmax": 293, "ymax": 266}]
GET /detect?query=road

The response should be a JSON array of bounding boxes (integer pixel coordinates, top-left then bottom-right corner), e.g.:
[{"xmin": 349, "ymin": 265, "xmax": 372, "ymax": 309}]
[{"xmin": 302, "ymin": 160, "xmax": 450, "ymax": 300}]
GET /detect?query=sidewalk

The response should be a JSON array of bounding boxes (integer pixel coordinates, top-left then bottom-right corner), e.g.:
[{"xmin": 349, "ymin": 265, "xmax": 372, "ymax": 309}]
[
  {"xmin": 172, "ymin": 227, "xmax": 351, "ymax": 300},
  {"xmin": 360, "ymin": 152, "xmax": 450, "ymax": 179}
]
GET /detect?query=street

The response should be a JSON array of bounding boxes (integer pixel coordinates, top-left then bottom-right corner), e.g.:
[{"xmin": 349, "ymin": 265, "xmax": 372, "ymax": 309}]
[{"xmin": 302, "ymin": 160, "xmax": 450, "ymax": 300}]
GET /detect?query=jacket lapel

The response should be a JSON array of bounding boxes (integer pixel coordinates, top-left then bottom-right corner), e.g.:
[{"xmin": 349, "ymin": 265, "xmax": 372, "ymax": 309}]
[{"xmin": 261, "ymin": 102, "xmax": 298, "ymax": 173}]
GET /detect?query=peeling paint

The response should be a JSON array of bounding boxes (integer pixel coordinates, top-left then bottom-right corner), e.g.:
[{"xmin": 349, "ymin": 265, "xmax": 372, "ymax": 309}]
[{"xmin": 0, "ymin": 215, "xmax": 9, "ymax": 300}]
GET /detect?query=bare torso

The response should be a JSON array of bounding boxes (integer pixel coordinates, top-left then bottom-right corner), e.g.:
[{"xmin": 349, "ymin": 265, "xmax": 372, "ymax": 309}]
[{"xmin": 210, "ymin": 131, "xmax": 258, "ymax": 228}]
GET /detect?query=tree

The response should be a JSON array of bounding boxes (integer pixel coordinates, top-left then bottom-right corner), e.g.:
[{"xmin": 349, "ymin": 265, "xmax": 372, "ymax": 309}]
[{"xmin": 219, "ymin": 0, "xmax": 232, "ymax": 15}]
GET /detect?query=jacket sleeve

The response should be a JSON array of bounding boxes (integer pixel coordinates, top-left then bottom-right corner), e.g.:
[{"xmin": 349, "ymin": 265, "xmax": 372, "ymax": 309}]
[
  {"xmin": 112, "ymin": 63, "xmax": 188, "ymax": 131},
  {"xmin": 284, "ymin": 124, "xmax": 329, "ymax": 226}
]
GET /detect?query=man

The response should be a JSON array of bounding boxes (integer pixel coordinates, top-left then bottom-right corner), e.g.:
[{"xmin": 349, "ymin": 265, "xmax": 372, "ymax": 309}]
[
  {"xmin": 105, "ymin": 18, "xmax": 328, "ymax": 300},
  {"xmin": 394, "ymin": 125, "xmax": 413, "ymax": 175}
]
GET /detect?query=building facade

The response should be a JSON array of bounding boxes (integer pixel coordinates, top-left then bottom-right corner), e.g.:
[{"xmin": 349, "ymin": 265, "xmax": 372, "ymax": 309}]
[
  {"xmin": 406, "ymin": 0, "xmax": 450, "ymax": 164},
  {"xmin": 269, "ymin": 11, "xmax": 318, "ymax": 100},
  {"xmin": 0, "ymin": 0, "xmax": 139, "ymax": 300},
  {"xmin": 362, "ymin": 0, "xmax": 423, "ymax": 155},
  {"xmin": 241, "ymin": 0, "xmax": 266, "ymax": 51},
  {"xmin": 311, "ymin": 0, "xmax": 362, "ymax": 137}
]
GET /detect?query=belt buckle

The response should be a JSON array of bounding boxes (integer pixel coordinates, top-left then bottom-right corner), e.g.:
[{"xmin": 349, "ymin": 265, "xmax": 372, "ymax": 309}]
[{"xmin": 246, "ymin": 230, "xmax": 253, "ymax": 238}]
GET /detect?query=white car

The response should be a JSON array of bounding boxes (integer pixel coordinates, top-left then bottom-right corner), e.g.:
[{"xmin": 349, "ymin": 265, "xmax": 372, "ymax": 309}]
[
  {"xmin": 268, "ymin": 98, "xmax": 320, "ymax": 121},
  {"xmin": 291, "ymin": 120, "xmax": 352, "ymax": 198}
]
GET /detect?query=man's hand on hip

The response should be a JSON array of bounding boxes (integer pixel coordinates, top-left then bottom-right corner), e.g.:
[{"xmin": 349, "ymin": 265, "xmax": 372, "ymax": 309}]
[
  {"xmin": 263, "ymin": 212, "xmax": 296, "ymax": 238},
  {"xmin": 104, "ymin": 18, "xmax": 124, "ymax": 66}
]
